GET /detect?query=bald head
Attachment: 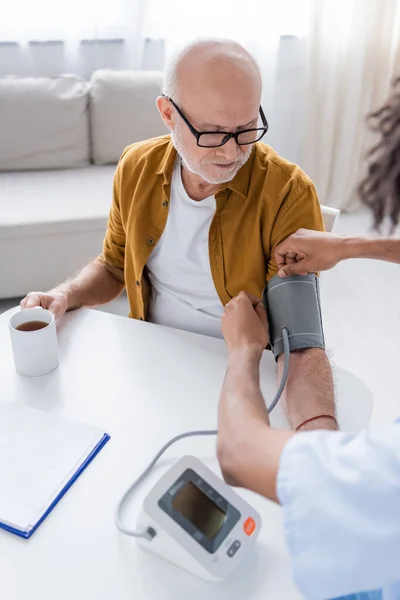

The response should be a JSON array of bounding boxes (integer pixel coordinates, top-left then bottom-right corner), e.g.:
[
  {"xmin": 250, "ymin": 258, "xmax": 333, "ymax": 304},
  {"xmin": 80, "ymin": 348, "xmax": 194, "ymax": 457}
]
[{"xmin": 163, "ymin": 39, "xmax": 262, "ymax": 106}]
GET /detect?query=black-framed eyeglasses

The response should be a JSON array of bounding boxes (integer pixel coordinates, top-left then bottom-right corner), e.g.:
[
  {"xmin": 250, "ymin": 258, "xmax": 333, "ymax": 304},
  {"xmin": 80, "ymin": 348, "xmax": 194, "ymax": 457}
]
[{"xmin": 162, "ymin": 94, "xmax": 269, "ymax": 148}]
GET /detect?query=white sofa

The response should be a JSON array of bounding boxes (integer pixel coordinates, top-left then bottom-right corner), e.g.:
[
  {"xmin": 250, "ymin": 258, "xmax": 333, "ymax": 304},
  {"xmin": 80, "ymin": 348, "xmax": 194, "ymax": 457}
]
[{"xmin": 0, "ymin": 71, "xmax": 167, "ymax": 299}]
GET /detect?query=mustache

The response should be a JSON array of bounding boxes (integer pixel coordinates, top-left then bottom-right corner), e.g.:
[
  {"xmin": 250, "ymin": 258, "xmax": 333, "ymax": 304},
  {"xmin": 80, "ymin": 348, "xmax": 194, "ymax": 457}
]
[
  {"xmin": 202, "ymin": 159, "xmax": 240, "ymax": 166},
  {"xmin": 202, "ymin": 149, "xmax": 252, "ymax": 168}
]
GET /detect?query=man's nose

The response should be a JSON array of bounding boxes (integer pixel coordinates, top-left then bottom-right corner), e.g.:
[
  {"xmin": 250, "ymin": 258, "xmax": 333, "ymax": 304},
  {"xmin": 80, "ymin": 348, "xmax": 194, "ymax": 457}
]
[{"xmin": 218, "ymin": 137, "xmax": 238, "ymax": 162}]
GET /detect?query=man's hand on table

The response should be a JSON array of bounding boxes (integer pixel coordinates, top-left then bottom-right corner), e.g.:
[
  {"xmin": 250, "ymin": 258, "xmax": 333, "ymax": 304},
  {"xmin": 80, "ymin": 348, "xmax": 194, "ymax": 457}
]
[
  {"xmin": 274, "ymin": 228, "xmax": 346, "ymax": 277},
  {"xmin": 20, "ymin": 292, "xmax": 68, "ymax": 319}
]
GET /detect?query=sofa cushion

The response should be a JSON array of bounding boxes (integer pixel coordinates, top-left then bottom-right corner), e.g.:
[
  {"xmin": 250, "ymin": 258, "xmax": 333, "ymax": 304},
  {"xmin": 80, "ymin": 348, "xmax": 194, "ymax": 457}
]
[
  {"xmin": 0, "ymin": 166, "xmax": 116, "ymax": 298},
  {"xmin": 0, "ymin": 166, "xmax": 115, "ymax": 238},
  {"xmin": 0, "ymin": 75, "xmax": 90, "ymax": 171},
  {"xmin": 90, "ymin": 70, "xmax": 168, "ymax": 164}
]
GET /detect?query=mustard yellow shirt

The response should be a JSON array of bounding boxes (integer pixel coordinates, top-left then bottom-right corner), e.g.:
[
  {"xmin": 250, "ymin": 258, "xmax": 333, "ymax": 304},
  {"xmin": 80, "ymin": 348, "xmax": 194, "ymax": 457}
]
[{"xmin": 100, "ymin": 135, "xmax": 324, "ymax": 320}]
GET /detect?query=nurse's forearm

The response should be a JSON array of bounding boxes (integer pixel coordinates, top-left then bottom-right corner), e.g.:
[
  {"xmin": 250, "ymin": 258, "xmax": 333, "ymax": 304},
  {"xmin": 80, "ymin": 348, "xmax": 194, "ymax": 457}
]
[
  {"xmin": 217, "ymin": 351, "xmax": 293, "ymax": 502},
  {"xmin": 343, "ymin": 237, "xmax": 400, "ymax": 264}
]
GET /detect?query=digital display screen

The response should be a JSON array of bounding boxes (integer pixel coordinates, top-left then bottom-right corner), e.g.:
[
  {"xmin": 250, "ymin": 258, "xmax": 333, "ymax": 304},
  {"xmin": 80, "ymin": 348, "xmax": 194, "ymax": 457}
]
[{"xmin": 172, "ymin": 482, "xmax": 227, "ymax": 540}]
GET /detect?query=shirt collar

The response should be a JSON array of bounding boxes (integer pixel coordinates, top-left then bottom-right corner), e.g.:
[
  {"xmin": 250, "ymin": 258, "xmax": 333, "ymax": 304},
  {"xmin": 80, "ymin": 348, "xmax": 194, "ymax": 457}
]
[
  {"xmin": 156, "ymin": 136, "xmax": 256, "ymax": 199},
  {"xmin": 155, "ymin": 138, "xmax": 177, "ymax": 181}
]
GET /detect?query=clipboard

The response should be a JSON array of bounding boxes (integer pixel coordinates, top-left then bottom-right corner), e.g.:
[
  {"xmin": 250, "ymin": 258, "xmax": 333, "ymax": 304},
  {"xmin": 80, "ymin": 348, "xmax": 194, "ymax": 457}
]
[{"xmin": 0, "ymin": 402, "xmax": 110, "ymax": 539}]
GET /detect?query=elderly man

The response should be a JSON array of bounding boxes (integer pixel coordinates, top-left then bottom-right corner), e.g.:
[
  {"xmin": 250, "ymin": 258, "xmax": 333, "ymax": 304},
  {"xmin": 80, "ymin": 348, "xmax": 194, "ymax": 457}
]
[{"xmin": 21, "ymin": 38, "xmax": 335, "ymax": 433}]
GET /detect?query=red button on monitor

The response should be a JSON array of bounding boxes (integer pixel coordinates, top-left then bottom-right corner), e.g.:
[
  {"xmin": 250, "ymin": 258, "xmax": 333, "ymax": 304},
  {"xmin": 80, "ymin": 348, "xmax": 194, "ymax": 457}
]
[{"xmin": 244, "ymin": 517, "xmax": 256, "ymax": 536}]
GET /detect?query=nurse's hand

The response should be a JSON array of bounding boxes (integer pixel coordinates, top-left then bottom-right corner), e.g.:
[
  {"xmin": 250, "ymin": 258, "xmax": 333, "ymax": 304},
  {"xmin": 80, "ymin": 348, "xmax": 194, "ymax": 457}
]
[
  {"xmin": 222, "ymin": 291, "xmax": 269, "ymax": 358},
  {"xmin": 275, "ymin": 229, "xmax": 346, "ymax": 277}
]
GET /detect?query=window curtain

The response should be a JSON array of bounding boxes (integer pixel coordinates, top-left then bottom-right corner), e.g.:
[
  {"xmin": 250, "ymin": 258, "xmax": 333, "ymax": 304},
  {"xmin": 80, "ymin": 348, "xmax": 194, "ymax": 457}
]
[{"xmin": 299, "ymin": 0, "xmax": 400, "ymax": 211}]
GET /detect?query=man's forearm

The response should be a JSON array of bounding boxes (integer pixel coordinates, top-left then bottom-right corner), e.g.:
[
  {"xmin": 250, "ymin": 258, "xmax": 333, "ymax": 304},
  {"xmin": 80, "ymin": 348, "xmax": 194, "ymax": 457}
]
[
  {"xmin": 278, "ymin": 348, "xmax": 336, "ymax": 431},
  {"xmin": 50, "ymin": 259, "xmax": 125, "ymax": 310},
  {"xmin": 343, "ymin": 236, "xmax": 400, "ymax": 264},
  {"xmin": 217, "ymin": 350, "xmax": 293, "ymax": 501}
]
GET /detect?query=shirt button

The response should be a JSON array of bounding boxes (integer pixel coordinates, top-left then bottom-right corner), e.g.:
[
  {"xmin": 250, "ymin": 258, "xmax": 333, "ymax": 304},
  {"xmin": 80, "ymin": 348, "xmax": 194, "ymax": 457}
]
[
  {"xmin": 162, "ymin": 200, "xmax": 168, "ymax": 207},
  {"xmin": 147, "ymin": 237, "xmax": 155, "ymax": 245}
]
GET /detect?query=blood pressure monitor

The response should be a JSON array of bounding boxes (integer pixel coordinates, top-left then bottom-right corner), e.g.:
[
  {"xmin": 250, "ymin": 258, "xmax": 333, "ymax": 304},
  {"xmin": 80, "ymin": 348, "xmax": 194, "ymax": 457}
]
[{"xmin": 136, "ymin": 455, "xmax": 261, "ymax": 581}]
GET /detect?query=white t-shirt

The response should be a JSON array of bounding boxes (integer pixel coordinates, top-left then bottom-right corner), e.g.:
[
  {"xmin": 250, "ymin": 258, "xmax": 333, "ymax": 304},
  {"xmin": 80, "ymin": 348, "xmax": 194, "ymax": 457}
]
[{"xmin": 146, "ymin": 159, "xmax": 224, "ymax": 338}]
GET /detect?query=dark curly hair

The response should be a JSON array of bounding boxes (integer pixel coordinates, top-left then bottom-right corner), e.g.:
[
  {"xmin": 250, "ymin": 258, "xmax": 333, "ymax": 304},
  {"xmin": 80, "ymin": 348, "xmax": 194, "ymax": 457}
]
[{"xmin": 358, "ymin": 76, "xmax": 400, "ymax": 231}]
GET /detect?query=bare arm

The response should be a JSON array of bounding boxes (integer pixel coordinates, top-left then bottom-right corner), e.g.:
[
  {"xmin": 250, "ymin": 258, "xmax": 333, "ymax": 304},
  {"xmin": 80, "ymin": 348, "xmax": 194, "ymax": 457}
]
[
  {"xmin": 275, "ymin": 229, "xmax": 400, "ymax": 277},
  {"xmin": 343, "ymin": 236, "xmax": 400, "ymax": 263},
  {"xmin": 21, "ymin": 259, "xmax": 125, "ymax": 317},
  {"xmin": 50, "ymin": 259, "xmax": 125, "ymax": 310},
  {"xmin": 265, "ymin": 196, "xmax": 337, "ymax": 430},
  {"xmin": 217, "ymin": 350, "xmax": 293, "ymax": 502},
  {"xmin": 217, "ymin": 292, "xmax": 293, "ymax": 501},
  {"xmin": 278, "ymin": 348, "xmax": 337, "ymax": 432},
  {"xmin": 218, "ymin": 291, "xmax": 335, "ymax": 500}
]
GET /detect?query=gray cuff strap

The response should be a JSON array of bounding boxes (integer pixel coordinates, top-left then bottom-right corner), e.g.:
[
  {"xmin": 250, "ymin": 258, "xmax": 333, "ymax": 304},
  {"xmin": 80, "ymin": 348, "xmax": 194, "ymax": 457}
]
[{"xmin": 263, "ymin": 274, "xmax": 325, "ymax": 360}]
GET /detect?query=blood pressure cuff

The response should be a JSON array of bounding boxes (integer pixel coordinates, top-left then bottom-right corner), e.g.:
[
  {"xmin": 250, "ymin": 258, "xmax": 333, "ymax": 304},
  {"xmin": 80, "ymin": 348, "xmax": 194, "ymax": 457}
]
[{"xmin": 263, "ymin": 274, "xmax": 325, "ymax": 360}]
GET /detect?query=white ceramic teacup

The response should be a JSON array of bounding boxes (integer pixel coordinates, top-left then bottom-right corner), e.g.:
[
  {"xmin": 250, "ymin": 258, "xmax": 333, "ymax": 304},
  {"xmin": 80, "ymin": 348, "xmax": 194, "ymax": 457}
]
[{"xmin": 9, "ymin": 308, "xmax": 59, "ymax": 377}]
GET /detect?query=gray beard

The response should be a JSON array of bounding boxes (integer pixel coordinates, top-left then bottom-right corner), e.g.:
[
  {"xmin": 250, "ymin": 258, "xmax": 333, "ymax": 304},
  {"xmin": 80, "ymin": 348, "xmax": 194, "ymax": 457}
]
[{"xmin": 171, "ymin": 128, "xmax": 252, "ymax": 185}]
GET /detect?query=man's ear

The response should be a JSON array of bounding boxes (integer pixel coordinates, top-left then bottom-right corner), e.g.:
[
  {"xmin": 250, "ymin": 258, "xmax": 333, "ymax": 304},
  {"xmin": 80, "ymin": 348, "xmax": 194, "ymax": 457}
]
[{"xmin": 157, "ymin": 96, "xmax": 174, "ymax": 131}]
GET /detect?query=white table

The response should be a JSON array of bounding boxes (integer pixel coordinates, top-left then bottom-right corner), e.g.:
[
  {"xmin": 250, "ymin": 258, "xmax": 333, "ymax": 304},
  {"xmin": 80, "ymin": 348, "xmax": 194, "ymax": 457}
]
[{"xmin": 0, "ymin": 307, "xmax": 373, "ymax": 600}]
